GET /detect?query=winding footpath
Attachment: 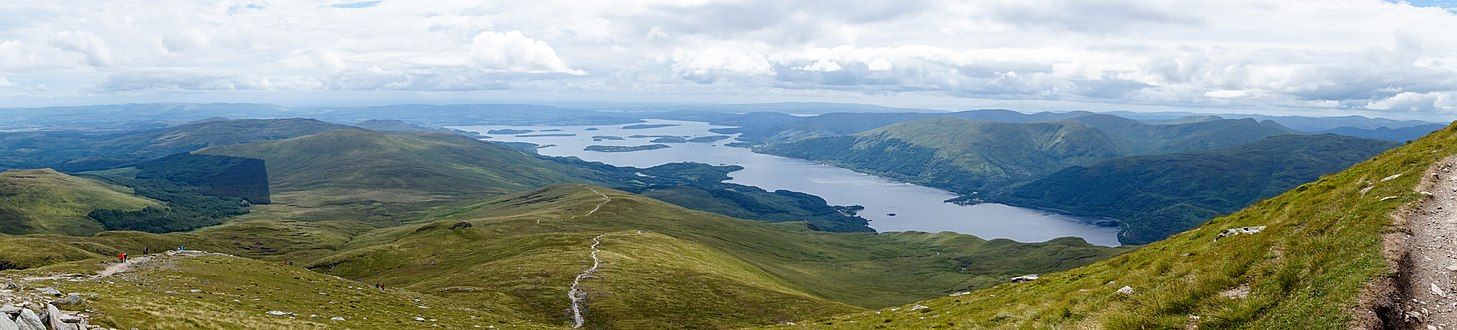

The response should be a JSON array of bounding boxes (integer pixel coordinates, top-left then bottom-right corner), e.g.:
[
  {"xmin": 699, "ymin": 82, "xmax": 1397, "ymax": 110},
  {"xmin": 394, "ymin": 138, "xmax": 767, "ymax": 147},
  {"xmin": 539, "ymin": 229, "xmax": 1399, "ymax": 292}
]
[
  {"xmin": 569, "ymin": 234, "xmax": 607, "ymax": 328},
  {"xmin": 566, "ymin": 188, "xmax": 613, "ymax": 328},
  {"xmin": 1407, "ymin": 157, "xmax": 1457, "ymax": 328}
]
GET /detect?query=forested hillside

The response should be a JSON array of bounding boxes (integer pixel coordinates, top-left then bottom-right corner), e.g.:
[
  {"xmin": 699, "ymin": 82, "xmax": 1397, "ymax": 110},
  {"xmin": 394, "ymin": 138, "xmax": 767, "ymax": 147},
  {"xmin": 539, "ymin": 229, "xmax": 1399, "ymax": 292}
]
[{"xmin": 999, "ymin": 134, "xmax": 1397, "ymax": 244}]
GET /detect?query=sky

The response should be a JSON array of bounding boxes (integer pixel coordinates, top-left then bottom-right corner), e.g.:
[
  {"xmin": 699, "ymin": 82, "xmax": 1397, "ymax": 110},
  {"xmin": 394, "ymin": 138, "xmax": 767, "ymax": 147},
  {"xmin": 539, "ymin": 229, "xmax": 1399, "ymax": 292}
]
[{"xmin": 2, "ymin": 1, "xmax": 1457, "ymax": 119}]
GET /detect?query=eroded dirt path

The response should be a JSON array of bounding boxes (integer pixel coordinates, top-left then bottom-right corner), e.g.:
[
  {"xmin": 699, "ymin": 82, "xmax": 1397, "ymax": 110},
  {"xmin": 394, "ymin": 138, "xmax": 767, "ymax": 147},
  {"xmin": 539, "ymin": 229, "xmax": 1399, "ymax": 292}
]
[
  {"xmin": 1407, "ymin": 157, "xmax": 1457, "ymax": 328},
  {"xmin": 564, "ymin": 189, "xmax": 613, "ymax": 328},
  {"xmin": 568, "ymin": 233, "xmax": 606, "ymax": 328}
]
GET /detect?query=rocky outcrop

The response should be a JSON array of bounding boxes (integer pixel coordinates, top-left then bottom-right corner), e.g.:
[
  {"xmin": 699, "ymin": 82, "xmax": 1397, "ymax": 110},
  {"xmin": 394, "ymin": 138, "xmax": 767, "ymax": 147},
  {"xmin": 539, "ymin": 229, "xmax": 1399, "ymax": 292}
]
[{"xmin": 1, "ymin": 285, "xmax": 97, "ymax": 330}]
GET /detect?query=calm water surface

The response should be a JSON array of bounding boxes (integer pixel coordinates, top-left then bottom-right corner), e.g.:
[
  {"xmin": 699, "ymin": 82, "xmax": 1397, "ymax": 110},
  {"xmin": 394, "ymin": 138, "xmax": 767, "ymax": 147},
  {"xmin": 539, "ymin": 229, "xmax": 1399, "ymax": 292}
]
[{"xmin": 453, "ymin": 120, "xmax": 1122, "ymax": 246}]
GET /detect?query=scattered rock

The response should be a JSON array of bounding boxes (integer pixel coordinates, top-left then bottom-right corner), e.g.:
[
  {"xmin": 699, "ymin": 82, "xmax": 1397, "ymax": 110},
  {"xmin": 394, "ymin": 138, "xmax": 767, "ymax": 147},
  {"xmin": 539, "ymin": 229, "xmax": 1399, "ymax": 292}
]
[
  {"xmin": 414, "ymin": 316, "xmax": 426, "ymax": 322},
  {"xmin": 54, "ymin": 293, "xmax": 84, "ymax": 306},
  {"xmin": 35, "ymin": 288, "xmax": 60, "ymax": 297},
  {"xmin": 1010, "ymin": 274, "xmax": 1039, "ymax": 283},
  {"xmin": 330, "ymin": 316, "xmax": 345, "ymax": 321},
  {"xmin": 948, "ymin": 292, "xmax": 968, "ymax": 297},
  {"xmin": 0, "ymin": 314, "xmax": 17, "ymax": 330},
  {"xmin": 1117, "ymin": 286, "xmax": 1135, "ymax": 295},
  {"xmin": 1219, "ymin": 284, "xmax": 1250, "ymax": 299},
  {"xmin": 1447, "ymin": 264, "xmax": 1457, "ymax": 272},
  {"xmin": 265, "ymin": 310, "xmax": 295, "ymax": 317},
  {"xmin": 1433, "ymin": 283, "xmax": 1447, "ymax": 298},
  {"xmin": 15, "ymin": 308, "xmax": 44, "ymax": 330},
  {"xmin": 450, "ymin": 221, "xmax": 473, "ymax": 229},
  {"xmin": 0, "ymin": 304, "xmax": 19, "ymax": 315},
  {"xmin": 1215, "ymin": 226, "xmax": 1266, "ymax": 240},
  {"xmin": 1381, "ymin": 196, "xmax": 1400, "ymax": 201},
  {"xmin": 44, "ymin": 304, "xmax": 65, "ymax": 330},
  {"xmin": 1382, "ymin": 174, "xmax": 1402, "ymax": 182}
]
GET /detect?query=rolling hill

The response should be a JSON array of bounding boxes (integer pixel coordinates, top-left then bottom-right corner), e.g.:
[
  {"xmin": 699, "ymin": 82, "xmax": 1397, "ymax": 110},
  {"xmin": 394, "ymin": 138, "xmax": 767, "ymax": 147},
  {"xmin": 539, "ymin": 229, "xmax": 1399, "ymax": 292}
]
[
  {"xmin": 1, "ymin": 184, "xmax": 1129, "ymax": 329},
  {"xmin": 0, "ymin": 169, "xmax": 159, "ymax": 235},
  {"xmin": 761, "ymin": 118, "xmax": 1126, "ymax": 194},
  {"xmin": 304, "ymin": 184, "xmax": 1129, "ymax": 328},
  {"xmin": 759, "ymin": 116, "xmax": 1300, "ymax": 195},
  {"xmin": 998, "ymin": 134, "xmax": 1398, "ymax": 244},
  {"xmin": 196, "ymin": 129, "xmax": 598, "ymax": 222},
  {"xmin": 1321, "ymin": 123, "xmax": 1449, "ymax": 142},
  {"xmin": 784, "ymin": 122, "xmax": 1457, "ymax": 329},
  {"xmin": 0, "ymin": 118, "xmax": 352, "ymax": 171}
]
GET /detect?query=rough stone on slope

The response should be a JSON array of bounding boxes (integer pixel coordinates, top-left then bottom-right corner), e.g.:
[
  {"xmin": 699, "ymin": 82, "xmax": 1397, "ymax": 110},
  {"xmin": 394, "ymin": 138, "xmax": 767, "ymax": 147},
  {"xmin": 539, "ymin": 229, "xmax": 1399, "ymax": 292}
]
[
  {"xmin": 53, "ymin": 294, "xmax": 83, "ymax": 306},
  {"xmin": 34, "ymin": 288, "xmax": 59, "ymax": 298},
  {"xmin": 45, "ymin": 304, "xmax": 65, "ymax": 330},
  {"xmin": 0, "ymin": 313, "xmax": 18, "ymax": 330},
  {"xmin": 14, "ymin": 309, "xmax": 42, "ymax": 330}
]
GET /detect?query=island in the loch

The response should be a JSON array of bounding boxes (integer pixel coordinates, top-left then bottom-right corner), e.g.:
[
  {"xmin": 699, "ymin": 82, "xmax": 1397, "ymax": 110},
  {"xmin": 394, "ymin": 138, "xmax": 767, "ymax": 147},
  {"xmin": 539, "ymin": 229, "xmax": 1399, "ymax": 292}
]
[
  {"xmin": 486, "ymin": 128, "xmax": 534, "ymax": 134},
  {"xmin": 688, "ymin": 135, "xmax": 732, "ymax": 143},
  {"xmin": 516, "ymin": 133, "xmax": 577, "ymax": 137},
  {"xmin": 622, "ymin": 123, "xmax": 680, "ymax": 129},
  {"xmin": 584, "ymin": 144, "xmax": 672, "ymax": 152},
  {"xmin": 650, "ymin": 136, "xmax": 690, "ymax": 143}
]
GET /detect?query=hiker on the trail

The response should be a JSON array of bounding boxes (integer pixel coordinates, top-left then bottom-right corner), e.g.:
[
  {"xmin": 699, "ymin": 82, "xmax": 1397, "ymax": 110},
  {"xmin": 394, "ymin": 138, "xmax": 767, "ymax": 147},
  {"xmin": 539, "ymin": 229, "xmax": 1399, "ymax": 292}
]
[
  {"xmin": 143, "ymin": 246, "xmax": 149, "ymax": 255},
  {"xmin": 178, "ymin": 244, "xmax": 185, "ymax": 252},
  {"xmin": 116, "ymin": 253, "xmax": 125, "ymax": 263},
  {"xmin": 119, "ymin": 253, "xmax": 127, "ymax": 263}
]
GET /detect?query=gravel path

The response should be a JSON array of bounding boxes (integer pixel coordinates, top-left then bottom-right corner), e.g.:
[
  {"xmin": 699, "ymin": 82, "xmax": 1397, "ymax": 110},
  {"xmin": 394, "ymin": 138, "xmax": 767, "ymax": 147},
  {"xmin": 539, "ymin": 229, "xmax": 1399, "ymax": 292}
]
[
  {"xmin": 568, "ymin": 233, "xmax": 606, "ymax": 329},
  {"xmin": 1408, "ymin": 157, "xmax": 1457, "ymax": 329},
  {"xmin": 565, "ymin": 188, "xmax": 612, "ymax": 328}
]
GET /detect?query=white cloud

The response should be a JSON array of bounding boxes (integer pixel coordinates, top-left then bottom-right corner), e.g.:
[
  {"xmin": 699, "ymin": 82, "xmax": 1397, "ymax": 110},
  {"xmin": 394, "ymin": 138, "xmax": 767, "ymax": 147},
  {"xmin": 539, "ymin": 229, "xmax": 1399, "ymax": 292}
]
[
  {"xmin": 1368, "ymin": 91, "xmax": 1457, "ymax": 113},
  {"xmin": 0, "ymin": 0, "xmax": 1454, "ymax": 117},
  {"xmin": 0, "ymin": 75, "xmax": 13, "ymax": 88},
  {"xmin": 799, "ymin": 59, "xmax": 843, "ymax": 72},
  {"xmin": 670, "ymin": 47, "xmax": 775, "ymax": 82},
  {"xmin": 469, "ymin": 30, "xmax": 584, "ymax": 75}
]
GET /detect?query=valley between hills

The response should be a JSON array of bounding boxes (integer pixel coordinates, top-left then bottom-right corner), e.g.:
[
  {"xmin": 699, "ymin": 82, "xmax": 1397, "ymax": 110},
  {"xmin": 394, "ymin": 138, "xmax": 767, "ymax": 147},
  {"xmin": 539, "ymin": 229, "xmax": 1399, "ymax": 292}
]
[{"xmin": 0, "ymin": 103, "xmax": 1451, "ymax": 329}]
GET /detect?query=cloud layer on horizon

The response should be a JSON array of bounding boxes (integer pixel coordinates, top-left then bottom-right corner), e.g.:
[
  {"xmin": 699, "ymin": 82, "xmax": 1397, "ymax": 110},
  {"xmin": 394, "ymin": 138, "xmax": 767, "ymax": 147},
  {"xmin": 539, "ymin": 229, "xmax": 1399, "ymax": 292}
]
[{"xmin": 1, "ymin": 0, "xmax": 1456, "ymax": 116}]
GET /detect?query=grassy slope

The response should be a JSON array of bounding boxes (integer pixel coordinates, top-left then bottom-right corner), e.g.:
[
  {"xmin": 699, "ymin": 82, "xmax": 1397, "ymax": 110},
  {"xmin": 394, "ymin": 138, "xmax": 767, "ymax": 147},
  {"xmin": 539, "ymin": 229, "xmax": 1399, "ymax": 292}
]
[
  {"xmin": 1067, "ymin": 114, "xmax": 1296, "ymax": 154},
  {"xmin": 787, "ymin": 123, "xmax": 1457, "ymax": 329},
  {"xmin": 198, "ymin": 129, "xmax": 596, "ymax": 222},
  {"xmin": 0, "ymin": 169, "xmax": 158, "ymax": 235},
  {"xmin": 10, "ymin": 253, "xmax": 546, "ymax": 329},
  {"xmin": 1002, "ymin": 134, "xmax": 1398, "ymax": 244},
  {"xmin": 763, "ymin": 118, "xmax": 1124, "ymax": 193},
  {"xmin": 0, "ymin": 118, "xmax": 351, "ymax": 171},
  {"xmin": 307, "ymin": 185, "xmax": 1128, "ymax": 328},
  {"xmin": 2, "ymin": 184, "xmax": 1126, "ymax": 328}
]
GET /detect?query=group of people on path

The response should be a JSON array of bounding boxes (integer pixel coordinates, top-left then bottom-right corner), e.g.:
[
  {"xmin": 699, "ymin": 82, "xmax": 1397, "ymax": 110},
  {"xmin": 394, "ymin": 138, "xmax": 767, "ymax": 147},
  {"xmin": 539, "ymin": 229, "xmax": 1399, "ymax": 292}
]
[{"xmin": 115, "ymin": 245, "xmax": 185, "ymax": 263}]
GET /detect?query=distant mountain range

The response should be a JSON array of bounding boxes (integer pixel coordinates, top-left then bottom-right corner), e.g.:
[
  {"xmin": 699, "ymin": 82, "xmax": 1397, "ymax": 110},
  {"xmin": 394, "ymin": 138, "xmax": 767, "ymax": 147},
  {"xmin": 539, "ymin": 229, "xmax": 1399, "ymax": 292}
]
[{"xmin": 0, "ymin": 106, "xmax": 1451, "ymax": 328}]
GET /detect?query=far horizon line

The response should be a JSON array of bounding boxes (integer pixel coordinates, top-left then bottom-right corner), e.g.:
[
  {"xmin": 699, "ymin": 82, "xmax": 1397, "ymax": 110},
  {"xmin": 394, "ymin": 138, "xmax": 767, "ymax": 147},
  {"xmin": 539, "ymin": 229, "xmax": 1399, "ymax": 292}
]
[{"xmin": 1, "ymin": 100, "xmax": 1448, "ymax": 123}]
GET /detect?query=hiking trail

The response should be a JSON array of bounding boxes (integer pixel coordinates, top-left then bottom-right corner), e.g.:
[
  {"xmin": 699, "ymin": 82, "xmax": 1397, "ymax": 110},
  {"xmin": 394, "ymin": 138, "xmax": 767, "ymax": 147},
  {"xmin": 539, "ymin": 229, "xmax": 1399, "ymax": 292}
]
[
  {"xmin": 568, "ymin": 233, "xmax": 606, "ymax": 328},
  {"xmin": 1401, "ymin": 156, "xmax": 1457, "ymax": 328}
]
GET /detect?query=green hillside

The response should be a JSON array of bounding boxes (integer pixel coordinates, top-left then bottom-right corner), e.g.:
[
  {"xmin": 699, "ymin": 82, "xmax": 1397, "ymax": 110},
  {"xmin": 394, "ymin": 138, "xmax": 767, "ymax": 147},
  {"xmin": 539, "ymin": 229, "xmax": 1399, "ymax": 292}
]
[
  {"xmin": 1001, "ymin": 134, "xmax": 1397, "ymax": 244},
  {"xmin": 0, "ymin": 118, "xmax": 352, "ymax": 171},
  {"xmin": 760, "ymin": 116, "xmax": 1300, "ymax": 196},
  {"xmin": 198, "ymin": 129, "xmax": 874, "ymax": 231},
  {"xmin": 1, "ymin": 184, "xmax": 1128, "ymax": 328},
  {"xmin": 9, "ymin": 253, "xmax": 544, "ymax": 329},
  {"xmin": 307, "ymin": 185, "xmax": 1127, "ymax": 328},
  {"xmin": 1067, "ymin": 114, "xmax": 1296, "ymax": 154},
  {"xmin": 786, "ymin": 123, "xmax": 1457, "ymax": 329},
  {"xmin": 762, "ymin": 118, "xmax": 1126, "ymax": 193},
  {"xmin": 0, "ymin": 169, "xmax": 158, "ymax": 235},
  {"xmin": 197, "ymin": 129, "xmax": 597, "ymax": 221}
]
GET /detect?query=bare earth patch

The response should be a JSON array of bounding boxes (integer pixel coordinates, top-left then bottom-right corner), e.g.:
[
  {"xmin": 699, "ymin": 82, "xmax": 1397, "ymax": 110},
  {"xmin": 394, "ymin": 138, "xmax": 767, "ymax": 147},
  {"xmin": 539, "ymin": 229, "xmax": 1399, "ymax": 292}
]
[{"xmin": 1399, "ymin": 156, "xmax": 1457, "ymax": 328}]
